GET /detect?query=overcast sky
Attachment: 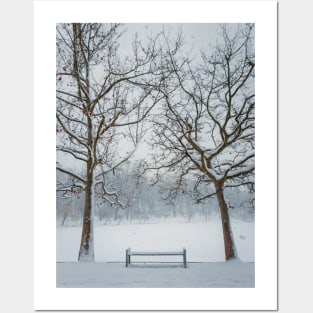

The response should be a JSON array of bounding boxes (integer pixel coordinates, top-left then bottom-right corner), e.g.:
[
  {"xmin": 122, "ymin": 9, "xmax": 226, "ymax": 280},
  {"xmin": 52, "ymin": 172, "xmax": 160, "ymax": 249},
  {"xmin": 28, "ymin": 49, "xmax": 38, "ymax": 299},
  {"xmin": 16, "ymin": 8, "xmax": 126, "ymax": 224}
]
[
  {"xmin": 120, "ymin": 23, "xmax": 223, "ymax": 60},
  {"xmin": 57, "ymin": 23, "xmax": 246, "ymax": 167},
  {"xmin": 118, "ymin": 23, "xmax": 227, "ymax": 161}
]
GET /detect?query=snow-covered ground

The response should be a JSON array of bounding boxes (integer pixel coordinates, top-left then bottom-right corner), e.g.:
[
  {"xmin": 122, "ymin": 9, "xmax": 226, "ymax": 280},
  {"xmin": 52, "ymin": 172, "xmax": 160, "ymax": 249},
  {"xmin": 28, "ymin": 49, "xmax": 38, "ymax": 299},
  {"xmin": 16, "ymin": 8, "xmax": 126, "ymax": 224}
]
[
  {"xmin": 57, "ymin": 261, "xmax": 254, "ymax": 288},
  {"xmin": 57, "ymin": 219, "xmax": 254, "ymax": 287}
]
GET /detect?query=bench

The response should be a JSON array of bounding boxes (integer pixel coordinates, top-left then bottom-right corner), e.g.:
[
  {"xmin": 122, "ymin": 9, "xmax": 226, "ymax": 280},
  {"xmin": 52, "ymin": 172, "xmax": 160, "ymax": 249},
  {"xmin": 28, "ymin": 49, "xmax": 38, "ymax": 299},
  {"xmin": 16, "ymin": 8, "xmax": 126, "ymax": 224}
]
[{"xmin": 125, "ymin": 248, "xmax": 187, "ymax": 268}]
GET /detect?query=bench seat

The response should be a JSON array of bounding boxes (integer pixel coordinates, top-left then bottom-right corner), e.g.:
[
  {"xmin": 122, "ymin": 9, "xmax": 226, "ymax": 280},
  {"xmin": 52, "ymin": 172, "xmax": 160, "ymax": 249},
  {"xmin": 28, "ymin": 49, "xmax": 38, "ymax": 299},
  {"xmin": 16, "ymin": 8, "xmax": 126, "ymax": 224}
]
[{"xmin": 126, "ymin": 248, "xmax": 187, "ymax": 268}]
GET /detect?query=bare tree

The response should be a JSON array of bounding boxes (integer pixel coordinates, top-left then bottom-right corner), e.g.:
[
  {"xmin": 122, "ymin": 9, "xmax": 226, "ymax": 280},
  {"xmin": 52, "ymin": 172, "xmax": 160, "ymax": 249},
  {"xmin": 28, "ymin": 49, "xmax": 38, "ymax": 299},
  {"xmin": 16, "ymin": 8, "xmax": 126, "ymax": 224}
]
[
  {"xmin": 149, "ymin": 24, "xmax": 255, "ymax": 260},
  {"xmin": 56, "ymin": 23, "xmax": 166, "ymax": 261}
]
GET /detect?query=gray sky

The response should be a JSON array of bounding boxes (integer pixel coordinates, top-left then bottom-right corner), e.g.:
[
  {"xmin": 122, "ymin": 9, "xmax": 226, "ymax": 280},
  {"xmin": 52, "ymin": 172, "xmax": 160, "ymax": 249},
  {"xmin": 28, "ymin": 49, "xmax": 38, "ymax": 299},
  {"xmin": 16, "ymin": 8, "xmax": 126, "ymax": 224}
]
[
  {"xmin": 118, "ymin": 23, "xmax": 225, "ymax": 161},
  {"xmin": 120, "ymin": 23, "xmax": 223, "ymax": 59},
  {"xmin": 57, "ymin": 23, "xmax": 245, "ymax": 167}
]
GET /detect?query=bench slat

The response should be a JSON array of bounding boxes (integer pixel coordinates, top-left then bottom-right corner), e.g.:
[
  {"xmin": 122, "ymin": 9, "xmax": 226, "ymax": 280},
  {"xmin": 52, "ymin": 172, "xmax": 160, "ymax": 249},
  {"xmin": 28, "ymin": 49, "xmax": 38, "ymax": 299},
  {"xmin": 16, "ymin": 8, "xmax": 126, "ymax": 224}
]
[{"xmin": 130, "ymin": 251, "xmax": 183, "ymax": 256}]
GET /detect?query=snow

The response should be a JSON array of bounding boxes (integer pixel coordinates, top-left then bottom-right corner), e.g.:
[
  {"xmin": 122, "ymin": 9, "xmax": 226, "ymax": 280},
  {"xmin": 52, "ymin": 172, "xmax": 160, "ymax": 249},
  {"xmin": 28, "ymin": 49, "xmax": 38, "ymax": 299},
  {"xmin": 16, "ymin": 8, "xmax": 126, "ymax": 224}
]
[
  {"xmin": 57, "ymin": 219, "xmax": 254, "ymax": 287},
  {"xmin": 57, "ymin": 261, "xmax": 254, "ymax": 288},
  {"xmin": 57, "ymin": 219, "xmax": 254, "ymax": 262}
]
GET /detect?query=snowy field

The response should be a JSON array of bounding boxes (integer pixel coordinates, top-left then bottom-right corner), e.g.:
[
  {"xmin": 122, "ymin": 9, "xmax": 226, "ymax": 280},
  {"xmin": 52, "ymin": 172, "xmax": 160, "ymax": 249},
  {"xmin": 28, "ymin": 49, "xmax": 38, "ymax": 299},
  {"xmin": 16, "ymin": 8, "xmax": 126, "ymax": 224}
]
[
  {"xmin": 57, "ymin": 219, "xmax": 254, "ymax": 287},
  {"xmin": 57, "ymin": 262, "xmax": 254, "ymax": 288}
]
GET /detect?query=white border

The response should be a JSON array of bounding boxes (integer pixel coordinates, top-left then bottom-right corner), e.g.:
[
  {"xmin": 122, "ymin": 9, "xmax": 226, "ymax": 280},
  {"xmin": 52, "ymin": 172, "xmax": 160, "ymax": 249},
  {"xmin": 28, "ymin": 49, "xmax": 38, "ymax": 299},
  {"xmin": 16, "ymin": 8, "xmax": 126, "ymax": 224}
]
[{"xmin": 34, "ymin": 0, "xmax": 277, "ymax": 310}]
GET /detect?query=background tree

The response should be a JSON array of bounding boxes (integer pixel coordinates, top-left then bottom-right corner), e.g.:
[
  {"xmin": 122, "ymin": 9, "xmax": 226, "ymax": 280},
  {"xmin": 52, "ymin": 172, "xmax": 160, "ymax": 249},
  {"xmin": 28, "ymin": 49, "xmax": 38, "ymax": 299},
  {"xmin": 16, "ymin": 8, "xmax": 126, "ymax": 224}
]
[
  {"xmin": 56, "ymin": 23, "xmax": 166, "ymax": 261},
  {"xmin": 148, "ymin": 24, "xmax": 255, "ymax": 260}
]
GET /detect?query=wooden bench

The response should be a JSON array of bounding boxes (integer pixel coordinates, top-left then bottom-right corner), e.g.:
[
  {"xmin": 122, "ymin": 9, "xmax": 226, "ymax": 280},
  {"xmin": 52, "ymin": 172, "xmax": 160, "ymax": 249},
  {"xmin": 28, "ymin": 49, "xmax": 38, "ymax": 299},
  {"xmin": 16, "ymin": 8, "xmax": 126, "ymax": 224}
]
[{"xmin": 125, "ymin": 248, "xmax": 187, "ymax": 268}]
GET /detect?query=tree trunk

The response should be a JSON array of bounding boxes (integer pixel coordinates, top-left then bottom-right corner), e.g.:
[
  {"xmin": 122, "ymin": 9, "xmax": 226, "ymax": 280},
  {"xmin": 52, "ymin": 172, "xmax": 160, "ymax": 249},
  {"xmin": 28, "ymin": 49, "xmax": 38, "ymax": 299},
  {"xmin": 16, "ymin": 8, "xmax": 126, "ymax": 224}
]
[
  {"xmin": 78, "ymin": 112, "xmax": 94, "ymax": 262},
  {"xmin": 61, "ymin": 213, "xmax": 68, "ymax": 226},
  {"xmin": 215, "ymin": 183, "xmax": 238, "ymax": 261},
  {"xmin": 78, "ymin": 169, "xmax": 94, "ymax": 261},
  {"xmin": 114, "ymin": 207, "xmax": 119, "ymax": 221}
]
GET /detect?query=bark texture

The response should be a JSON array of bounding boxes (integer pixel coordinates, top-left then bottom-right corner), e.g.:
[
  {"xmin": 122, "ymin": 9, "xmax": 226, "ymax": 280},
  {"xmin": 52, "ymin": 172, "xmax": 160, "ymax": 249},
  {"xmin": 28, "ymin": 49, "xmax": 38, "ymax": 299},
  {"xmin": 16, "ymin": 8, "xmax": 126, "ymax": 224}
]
[{"xmin": 215, "ymin": 184, "xmax": 237, "ymax": 260}]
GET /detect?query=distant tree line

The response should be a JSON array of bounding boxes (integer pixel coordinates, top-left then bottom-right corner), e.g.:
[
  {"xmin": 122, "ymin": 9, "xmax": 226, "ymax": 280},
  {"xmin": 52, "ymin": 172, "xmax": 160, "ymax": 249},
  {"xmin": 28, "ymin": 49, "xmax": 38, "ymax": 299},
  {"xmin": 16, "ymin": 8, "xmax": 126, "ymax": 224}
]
[{"xmin": 56, "ymin": 162, "xmax": 254, "ymax": 226}]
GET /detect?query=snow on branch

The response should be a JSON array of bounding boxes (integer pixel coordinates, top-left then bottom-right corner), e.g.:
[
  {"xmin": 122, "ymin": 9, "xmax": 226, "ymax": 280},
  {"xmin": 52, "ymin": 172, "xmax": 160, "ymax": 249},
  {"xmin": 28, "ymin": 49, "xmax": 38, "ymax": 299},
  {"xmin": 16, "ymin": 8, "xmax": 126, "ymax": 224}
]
[
  {"xmin": 95, "ymin": 181, "xmax": 126, "ymax": 209},
  {"xmin": 225, "ymin": 162, "xmax": 254, "ymax": 180},
  {"xmin": 57, "ymin": 146, "xmax": 88, "ymax": 163},
  {"xmin": 196, "ymin": 191, "xmax": 217, "ymax": 203},
  {"xmin": 56, "ymin": 166, "xmax": 86, "ymax": 185},
  {"xmin": 224, "ymin": 152, "xmax": 254, "ymax": 180}
]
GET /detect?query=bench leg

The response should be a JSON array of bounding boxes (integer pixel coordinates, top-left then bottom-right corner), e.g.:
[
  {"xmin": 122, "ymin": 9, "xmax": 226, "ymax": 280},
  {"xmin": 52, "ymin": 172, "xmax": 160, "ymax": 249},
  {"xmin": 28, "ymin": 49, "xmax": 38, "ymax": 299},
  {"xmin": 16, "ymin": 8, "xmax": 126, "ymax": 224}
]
[
  {"xmin": 183, "ymin": 248, "xmax": 187, "ymax": 268},
  {"xmin": 126, "ymin": 248, "xmax": 131, "ymax": 267}
]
